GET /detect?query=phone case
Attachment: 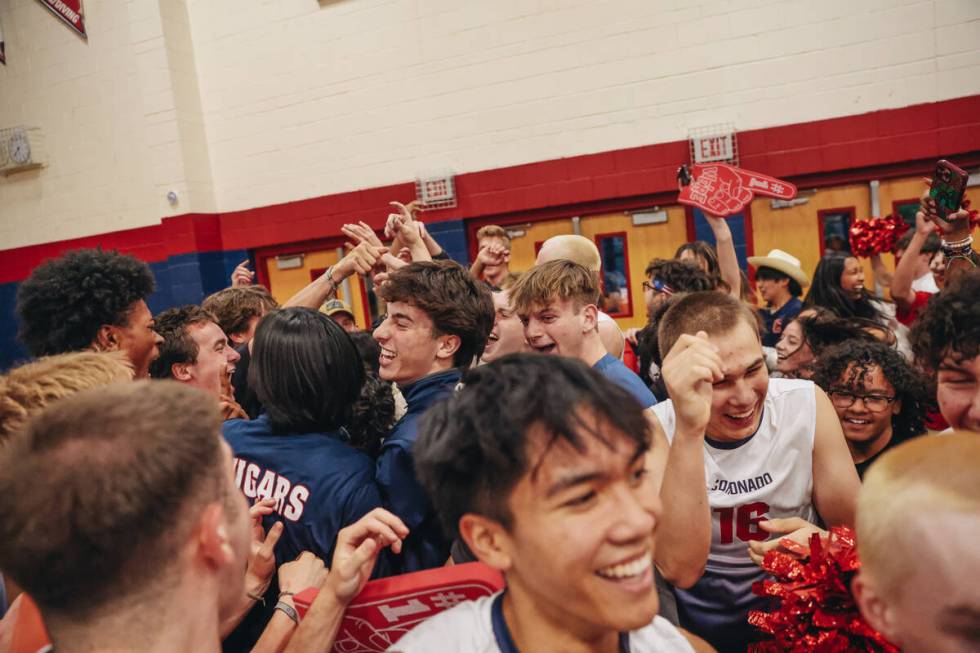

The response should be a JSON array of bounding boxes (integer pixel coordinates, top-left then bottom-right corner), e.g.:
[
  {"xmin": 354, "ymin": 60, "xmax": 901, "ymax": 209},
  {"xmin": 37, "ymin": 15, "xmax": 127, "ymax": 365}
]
[{"xmin": 929, "ymin": 159, "xmax": 969, "ymax": 219}]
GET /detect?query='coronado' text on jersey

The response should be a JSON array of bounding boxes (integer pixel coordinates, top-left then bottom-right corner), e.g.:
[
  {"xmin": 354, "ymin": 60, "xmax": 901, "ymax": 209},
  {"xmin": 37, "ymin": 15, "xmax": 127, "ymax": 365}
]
[{"xmin": 709, "ymin": 473, "xmax": 773, "ymax": 495}]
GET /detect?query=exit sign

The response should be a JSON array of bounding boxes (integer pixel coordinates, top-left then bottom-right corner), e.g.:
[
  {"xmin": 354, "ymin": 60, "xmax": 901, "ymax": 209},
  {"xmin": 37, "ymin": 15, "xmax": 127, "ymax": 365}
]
[{"xmin": 692, "ymin": 133, "xmax": 735, "ymax": 164}]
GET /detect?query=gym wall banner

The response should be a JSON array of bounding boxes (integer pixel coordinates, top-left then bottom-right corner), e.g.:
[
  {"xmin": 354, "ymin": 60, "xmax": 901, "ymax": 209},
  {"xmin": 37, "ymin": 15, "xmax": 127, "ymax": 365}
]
[
  {"xmin": 0, "ymin": 18, "xmax": 5, "ymax": 64},
  {"xmin": 36, "ymin": 0, "xmax": 87, "ymax": 40}
]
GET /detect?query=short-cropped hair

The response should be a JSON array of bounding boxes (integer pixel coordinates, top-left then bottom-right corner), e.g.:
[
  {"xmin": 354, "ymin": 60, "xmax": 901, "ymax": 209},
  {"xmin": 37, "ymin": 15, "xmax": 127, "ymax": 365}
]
[
  {"xmin": 415, "ymin": 354, "xmax": 652, "ymax": 537},
  {"xmin": 202, "ymin": 286, "xmax": 279, "ymax": 338},
  {"xmin": 379, "ymin": 260, "xmax": 494, "ymax": 369},
  {"xmin": 250, "ymin": 307, "xmax": 365, "ymax": 433},
  {"xmin": 509, "ymin": 259, "xmax": 600, "ymax": 317},
  {"xmin": 911, "ymin": 270, "xmax": 980, "ymax": 371},
  {"xmin": 0, "ymin": 351, "xmax": 134, "ymax": 442},
  {"xmin": 657, "ymin": 290, "xmax": 760, "ymax": 358},
  {"xmin": 149, "ymin": 305, "xmax": 217, "ymax": 379},
  {"xmin": 476, "ymin": 225, "xmax": 511, "ymax": 249},
  {"xmin": 858, "ymin": 433, "xmax": 980, "ymax": 599},
  {"xmin": 0, "ymin": 381, "xmax": 226, "ymax": 619},
  {"xmin": 16, "ymin": 249, "xmax": 156, "ymax": 357}
]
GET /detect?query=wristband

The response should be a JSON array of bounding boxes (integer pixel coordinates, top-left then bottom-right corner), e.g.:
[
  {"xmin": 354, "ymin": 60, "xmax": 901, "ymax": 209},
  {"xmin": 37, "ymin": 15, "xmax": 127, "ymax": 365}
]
[
  {"xmin": 941, "ymin": 235, "xmax": 974, "ymax": 258},
  {"xmin": 274, "ymin": 600, "xmax": 299, "ymax": 625}
]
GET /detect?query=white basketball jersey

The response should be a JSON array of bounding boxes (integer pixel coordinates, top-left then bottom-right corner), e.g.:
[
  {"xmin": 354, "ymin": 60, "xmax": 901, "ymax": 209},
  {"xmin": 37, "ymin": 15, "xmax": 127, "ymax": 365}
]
[
  {"xmin": 651, "ymin": 378, "xmax": 817, "ymax": 632},
  {"xmin": 390, "ymin": 592, "xmax": 695, "ymax": 653}
]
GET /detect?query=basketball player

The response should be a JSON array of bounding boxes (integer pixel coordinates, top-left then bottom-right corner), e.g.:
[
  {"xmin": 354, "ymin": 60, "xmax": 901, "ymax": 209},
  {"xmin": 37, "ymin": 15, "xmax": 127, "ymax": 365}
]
[{"xmin": 651, "ymin": 291, "xmax": 859, "ymax": 652}]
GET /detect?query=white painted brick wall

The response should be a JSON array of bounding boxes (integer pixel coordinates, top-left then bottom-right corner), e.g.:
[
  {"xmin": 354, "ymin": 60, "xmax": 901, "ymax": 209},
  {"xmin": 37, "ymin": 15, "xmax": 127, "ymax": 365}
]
[
  {"xmin": 186, "ymin": 0, "xmax": 980, "ymax": 214},
  {"xmin": 2, "ymin": 0, "xmax": 980, "ymax": 249},
  {"xmin": 0, "ymin": 0, "xmax": 213, "ymax": 251}
]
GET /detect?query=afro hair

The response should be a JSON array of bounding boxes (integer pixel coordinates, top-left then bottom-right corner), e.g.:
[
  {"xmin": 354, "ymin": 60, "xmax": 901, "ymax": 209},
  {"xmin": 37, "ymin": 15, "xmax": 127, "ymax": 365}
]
[{"xmin": 16, "ymin": 249, "xmax": 156, "ymax": 357}]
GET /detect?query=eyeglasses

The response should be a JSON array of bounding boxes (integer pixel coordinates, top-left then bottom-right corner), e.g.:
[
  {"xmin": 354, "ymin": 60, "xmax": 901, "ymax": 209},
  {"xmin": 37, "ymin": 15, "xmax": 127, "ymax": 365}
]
[
  {"xmin": 828, "ymin": 390, "xmax": 896, "ymax": 412},
  {"xmin": 642, "ymin": 279, "xmax": 674, "ymax": 295}
]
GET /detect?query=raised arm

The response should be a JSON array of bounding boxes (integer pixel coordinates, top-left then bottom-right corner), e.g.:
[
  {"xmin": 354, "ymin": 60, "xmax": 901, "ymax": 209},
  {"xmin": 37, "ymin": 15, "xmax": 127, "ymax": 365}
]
[
  {"xmin": 891, "ymin": 207, "xmax": 934, "ymax": 306},
  {"xmin": 705, "ymin": 213, "xmax": 741, "ymax": 299},
  {"xmin": 651, "ymin": 332, "xmax": 720, "ymax": 589},
  {"xmin": 810, "ymin": 386, "xmax": 859, "ymax": 527},
  {"xmin": 919, "ymin": 185, "xmax": 978, "ymax": 285},
  {"xmin": 283, "ymin": 242, "xmax": 386, "ymax": 309}
]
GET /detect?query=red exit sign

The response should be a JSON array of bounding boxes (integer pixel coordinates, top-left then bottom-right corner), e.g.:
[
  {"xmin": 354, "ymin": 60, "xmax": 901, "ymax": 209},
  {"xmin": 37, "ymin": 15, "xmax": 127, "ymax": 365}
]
[{"xmin": 693, "ymin": 133, "xmax": 734, "ymax": 164}]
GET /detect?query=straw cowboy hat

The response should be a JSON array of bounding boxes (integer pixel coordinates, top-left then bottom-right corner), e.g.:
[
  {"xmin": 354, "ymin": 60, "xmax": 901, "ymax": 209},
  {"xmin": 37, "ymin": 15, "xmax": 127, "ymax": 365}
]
[{"xmin": 747, "ymin": 249, "xmax": 809, "ymax": 286}]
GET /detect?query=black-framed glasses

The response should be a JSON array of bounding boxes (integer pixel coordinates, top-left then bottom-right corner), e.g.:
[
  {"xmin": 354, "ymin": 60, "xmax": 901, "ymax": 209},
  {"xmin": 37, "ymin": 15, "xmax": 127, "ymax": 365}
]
[
  {"xmin": 828, "ymin": 390, "xmax": 896, "ymax": 412},
  {"xmin": 642, "ymin": 279, "xmax": 674, "ymax": 295}
]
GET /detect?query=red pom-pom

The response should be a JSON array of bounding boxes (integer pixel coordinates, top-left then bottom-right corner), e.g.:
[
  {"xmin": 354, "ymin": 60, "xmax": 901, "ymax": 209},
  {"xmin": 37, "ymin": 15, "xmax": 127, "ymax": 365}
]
[
  {"xmin": 849, "ymin": 214, "xmax": 910, "ymax": 258},
  {"xmin": 747, "ymin": 527, "xmax": 900, "ymax": 653}
]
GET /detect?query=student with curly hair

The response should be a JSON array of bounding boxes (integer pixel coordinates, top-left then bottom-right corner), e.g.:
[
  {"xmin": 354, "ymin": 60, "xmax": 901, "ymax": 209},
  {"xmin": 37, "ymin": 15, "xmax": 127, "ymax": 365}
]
[
  {"xmin": 910, "ymin": 269, "xmax": 980, "ymax": 432},
  {"xmin": 641, "ymin": 259, "xmax": 716, "ymax": 320},
  {"xmin": 15, "ymin": 249, "xmax": 163, "ymax": 378},
  {"xmin": 812, "ymin": 339, "xmax": 930, "ymax": 478}
]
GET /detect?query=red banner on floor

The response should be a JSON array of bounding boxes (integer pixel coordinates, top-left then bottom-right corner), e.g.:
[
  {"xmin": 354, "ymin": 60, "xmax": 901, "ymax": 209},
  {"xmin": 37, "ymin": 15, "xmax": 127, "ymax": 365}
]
[{"xmin": 36, "ymin": 0, "xmax": 87, "ymax": 40}]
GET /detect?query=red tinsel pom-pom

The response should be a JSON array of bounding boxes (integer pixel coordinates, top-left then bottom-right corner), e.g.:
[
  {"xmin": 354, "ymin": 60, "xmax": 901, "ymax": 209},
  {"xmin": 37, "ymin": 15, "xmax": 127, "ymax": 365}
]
[
  {"xmin": 747, "ymin": 527, "xmax": 900, "ymax": 653},
  {"xmin": 849, "ymin": 214, "xmax": 910, "ymax": 258}
]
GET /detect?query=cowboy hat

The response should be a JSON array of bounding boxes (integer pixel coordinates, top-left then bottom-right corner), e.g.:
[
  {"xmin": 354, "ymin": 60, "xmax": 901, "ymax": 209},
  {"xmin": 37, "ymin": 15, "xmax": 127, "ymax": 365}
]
[{"xmin": 747, "ymin": 249, "xmax": 809, "ymax": 286}]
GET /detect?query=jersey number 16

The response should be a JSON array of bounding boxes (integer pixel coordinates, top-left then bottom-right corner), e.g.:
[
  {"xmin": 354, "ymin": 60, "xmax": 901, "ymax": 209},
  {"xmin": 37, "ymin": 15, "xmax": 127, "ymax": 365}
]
[{"xmin": 714, "ymin": 501, "xmax": 769, "ymax": 544}]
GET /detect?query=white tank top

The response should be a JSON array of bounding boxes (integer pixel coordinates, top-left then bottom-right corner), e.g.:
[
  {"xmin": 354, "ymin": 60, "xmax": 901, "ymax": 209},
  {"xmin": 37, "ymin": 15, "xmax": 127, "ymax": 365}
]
[
  {"xmin": 390, "ymin": 591, "xmax": 695, "ymax": 653},
  {"xmin": 651, "ymin": 377, "xmax": 817, "ymax": 631}
]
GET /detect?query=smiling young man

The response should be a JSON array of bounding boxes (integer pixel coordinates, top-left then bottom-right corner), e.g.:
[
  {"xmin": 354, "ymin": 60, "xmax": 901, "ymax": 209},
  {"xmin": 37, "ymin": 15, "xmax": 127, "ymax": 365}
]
[
  {"xmin": 535, "ymin": 234, "xmax": 626, "ymax": 360},
  {"xmin": 399, "ymin": 354, "xmax": 711, "ymax": 653},
  {"xmin": 373, "ymin": 260, "xmax": 494, "ymax": 571},
  {"xmin": 911, "ymin": 270, "xmax": 980, "ymax": 432},
  {"xmin": 511, "ymin": 260, "xmax": 655, "ymax": 408},
  {"xmin": 149, "ymin": 305, "xmax": 245, "ymax": 420},
  {"xmin": 651, "ymin": 291, "xmax": 859, "ymax": 653}
]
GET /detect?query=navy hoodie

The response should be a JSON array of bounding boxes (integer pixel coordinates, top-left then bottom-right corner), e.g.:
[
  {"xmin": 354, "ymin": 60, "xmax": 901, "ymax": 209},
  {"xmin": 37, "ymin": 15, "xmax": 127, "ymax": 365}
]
[{"xmin": 376, "ymin": 368, "xmax": 461, "ymax": 572}]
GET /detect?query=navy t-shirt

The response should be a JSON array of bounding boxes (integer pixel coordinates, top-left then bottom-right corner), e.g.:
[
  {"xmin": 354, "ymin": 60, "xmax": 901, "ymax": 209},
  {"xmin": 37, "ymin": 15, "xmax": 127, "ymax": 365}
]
[
  {"xmin": 761, "ymin": 297, "xmax": 802, "ymax": 348},
  {"xmin": 593, "ymin": 353, "xmax": 658, "ymax": 409}
]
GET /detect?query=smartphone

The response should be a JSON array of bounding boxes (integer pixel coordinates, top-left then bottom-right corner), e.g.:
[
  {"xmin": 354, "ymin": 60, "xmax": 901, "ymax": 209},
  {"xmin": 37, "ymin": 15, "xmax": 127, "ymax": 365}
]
[{"xmin": 929, "ymin": 159, "xmax": 969, "ymax": 219}]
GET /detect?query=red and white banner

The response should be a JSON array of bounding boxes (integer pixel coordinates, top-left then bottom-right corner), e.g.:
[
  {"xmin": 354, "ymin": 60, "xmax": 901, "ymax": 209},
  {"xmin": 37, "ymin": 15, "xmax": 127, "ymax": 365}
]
[
  {"xmin": 679, "ymin": 163, "xmax": 797, "ymax": 217},
  {"xmin": 36, "ymin": 0, "xmax": 87, "ymax": 40}
]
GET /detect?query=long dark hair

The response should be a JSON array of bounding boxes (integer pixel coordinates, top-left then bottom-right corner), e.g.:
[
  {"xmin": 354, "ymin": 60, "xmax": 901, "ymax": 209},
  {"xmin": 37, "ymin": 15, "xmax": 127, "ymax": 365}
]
[
  {"xmin": 249, "ymin": 307, "xmax": 364, "ymax": 434},
  {"xmin": 804, "ymin": 252, "xmax": 885, "ymax": 323}
]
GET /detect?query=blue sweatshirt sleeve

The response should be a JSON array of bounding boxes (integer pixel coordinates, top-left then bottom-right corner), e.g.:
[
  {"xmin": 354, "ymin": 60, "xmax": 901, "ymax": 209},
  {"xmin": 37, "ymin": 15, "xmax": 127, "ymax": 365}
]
[{"xmin": 376, "ymin": 444, "xmax": 432, "ymax": 531}]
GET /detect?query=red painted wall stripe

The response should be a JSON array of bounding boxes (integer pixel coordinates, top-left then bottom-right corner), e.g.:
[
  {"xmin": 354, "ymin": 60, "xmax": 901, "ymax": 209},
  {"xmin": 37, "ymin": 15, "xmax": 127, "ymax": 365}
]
[{"xmin": 2, "ymin": 96, "xmax": 980, "ymax": 284}]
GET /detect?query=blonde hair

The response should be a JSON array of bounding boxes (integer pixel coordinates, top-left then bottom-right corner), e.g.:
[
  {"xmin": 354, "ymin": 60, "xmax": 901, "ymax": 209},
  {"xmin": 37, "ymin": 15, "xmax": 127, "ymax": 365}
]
[
  {"xmin": 535, "ymin": 235, "xmax": 602, "ymax": 273},
  {"xmin": 476, "ymin": 225, "xmax": 511, "ymax": 250},
  {"xmin": 509, "ymin": 259, "xmax": 599, "ymax": 317},
  {"xmin": 857, "ymin": 433, "xmax": 980, "ymax": 598},
  {"xmin": 0, "ymin": 351, "xmax": 134, "ymax": 441}
]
